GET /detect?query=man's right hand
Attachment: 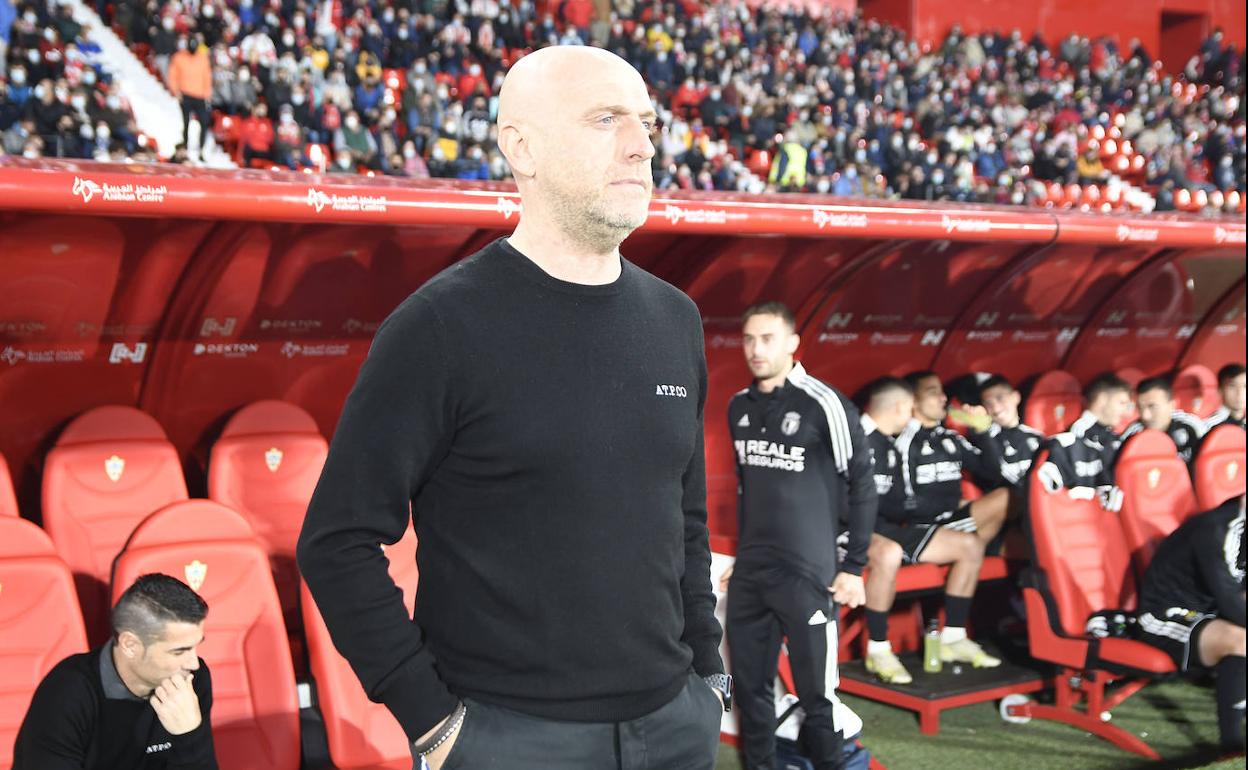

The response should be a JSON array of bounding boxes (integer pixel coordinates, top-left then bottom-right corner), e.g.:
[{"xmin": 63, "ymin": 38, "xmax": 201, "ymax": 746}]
[
  {"xmin": 717, "ymin": 564, "xmax": 733, "ymax": 591},
  {"xmin": 418, "ymin": 710, "xmax": 464, "ymax": 770}
]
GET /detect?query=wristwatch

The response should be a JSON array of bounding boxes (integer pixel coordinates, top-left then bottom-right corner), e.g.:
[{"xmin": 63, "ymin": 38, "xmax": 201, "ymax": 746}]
[{"xmin": 703, "ymin": 673, "xmax": 733, "ymax": 712}]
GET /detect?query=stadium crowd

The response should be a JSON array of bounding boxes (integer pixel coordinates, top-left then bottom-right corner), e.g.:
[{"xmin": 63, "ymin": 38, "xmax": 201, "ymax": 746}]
[{"xmin": 1, "ymin": 0, "xmax": 1245, "ymax": 209}]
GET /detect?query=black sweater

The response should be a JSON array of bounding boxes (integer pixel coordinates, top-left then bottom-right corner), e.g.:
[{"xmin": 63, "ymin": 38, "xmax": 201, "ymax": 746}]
[
  {"xmin": 727, "ymin": 363, "xmax": 877, "ymax": 583},
  {"xmin": 13, "ymin": 644, "xmax": 216, "ymax": 770},
  {"xmin": 297, "ymin": 238, "xmax": 724, "ymax": 742}
]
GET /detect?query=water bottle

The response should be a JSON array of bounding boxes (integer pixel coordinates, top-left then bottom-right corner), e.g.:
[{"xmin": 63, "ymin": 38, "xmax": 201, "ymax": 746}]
[{"xmin": 923, "ymin": 619, "xmax": 942, "ymax": 674}]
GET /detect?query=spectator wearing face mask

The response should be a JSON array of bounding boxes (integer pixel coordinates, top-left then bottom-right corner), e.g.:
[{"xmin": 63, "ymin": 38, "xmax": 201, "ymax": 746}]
[
  {"xmin": 167, "ymin": 34, "xmax": 213, "ymax": 157},
  {"xmin": 26, "ymin": 78, "xmax": 67, "ymax": 137},
  {"xmin": 400, "ymin": 139, "xmax": 429, "ymax": 178},
  {"xmin": 333, "ymin": 109, "xmax": 379, "ymax": 169},
  {"xmin": 239, "ymin": 102, "xmax": 275, "ymax": 166},
  {"xmin": 5, "ymin": 66, "xmax": 32, "ymax": 110},
  {"xmin": 2, "ymin": 117, "xmax": 35, "ymax": 155},
  {"xmin": 149, "ymin": 15, "xmax": 178, "ymax": 86}
]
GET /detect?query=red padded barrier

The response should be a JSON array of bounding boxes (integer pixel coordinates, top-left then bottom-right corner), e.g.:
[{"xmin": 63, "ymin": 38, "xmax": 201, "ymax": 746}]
[
  {"xmin": 0, "ymin": 455, "xmax": 16, "ymax": 518},
  {"xmin": 41, "ymin": 406, "xmax": 188, "ymax": 643},
  {"xmin": 301, "ymin": 526, "xmax": 417, "ymax": 770},
  {"xmin": 1023, "ymin": 371, "xmax": 1082, "ymax": 437},
  {"xmin": 1193, "ymin": 425, "xmax": 1247, "ymax": 510},
  {"xmin": 1116, "ymin": 430, "xmax": 1199, "ymax": 573},
  {"xmin": 112, "ymin": 500, "xmax": 300, "ymax": 770},
  {"xmin": 0, "ymin": 517, "xmax": 89, "ymax": 770},
  {"xmin": 1173, "ymin": 364, "xmax": 1221, "ymax": 419}
]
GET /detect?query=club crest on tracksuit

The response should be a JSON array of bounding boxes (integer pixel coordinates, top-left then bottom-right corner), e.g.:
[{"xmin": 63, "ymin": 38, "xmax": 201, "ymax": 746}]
[{"xmin": 781, "ymin": 411, "xmax": 802, "ymax": 436}]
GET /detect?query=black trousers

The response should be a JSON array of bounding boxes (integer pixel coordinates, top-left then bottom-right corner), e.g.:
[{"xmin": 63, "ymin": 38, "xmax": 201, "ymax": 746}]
[
  {"xmin": 420, "ymin": 671, "xmax": 722, "ymax": 769},
  {"xmin": 727, "ymin": 567, "xmax": 841, "ymax": 770},
  {"xmin": 180, "ymin": 96, "xmax": 211, "ymax": 151}
]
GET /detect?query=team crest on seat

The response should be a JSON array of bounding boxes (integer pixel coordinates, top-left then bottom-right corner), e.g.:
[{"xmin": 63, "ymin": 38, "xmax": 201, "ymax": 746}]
[
  {"xmin": 1054, "ymin": 404, "xmax": 1066, "ymax": 421},
  {"xmin": 781, "ymin": 412, "xmax": 801, "ymax": 436},
  {"xmin": 185, "ymin": 560, "xmax": 207, "ymax": 591},
  {"xmin": 104, "ymin": 455, "xmax": 125, "ymax": 482},
  {"xmin": 265, "ymin": 447, "xmax": 284, "ymax": 473},
  {"xmin": 1147, "ymin": 467, "xmax": 1161, "ymax": 489},
  {"xmin": 1228, "ymin": 461, "xmax": 1240, "ymax": 481}
]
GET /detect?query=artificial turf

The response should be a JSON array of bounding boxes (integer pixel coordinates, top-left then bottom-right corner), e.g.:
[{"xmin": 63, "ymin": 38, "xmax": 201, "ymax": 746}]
[{"xmin": 714, "ymin": 679, "xmax": 1243, "ymax": 769}]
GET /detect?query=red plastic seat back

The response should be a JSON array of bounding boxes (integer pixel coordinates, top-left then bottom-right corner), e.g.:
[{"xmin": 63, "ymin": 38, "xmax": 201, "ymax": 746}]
[
  {"xmin": 1025, "ymin": 371, "xmax": 1083, "ymax": 437},
  {"xmin": 1116, "ymin": 430, "xmax": 1199, "ymax": 573},
  {"xmin": 301, "ymin": 526, "xmax": 417, "ymax": 770},
  {"xmin": 1173, "ymin": 364, "xmax": 1220, "ymax": 419},
  {"xmin": 0, "ymin": 454, "xmax": 16, "ymax": 518},
  {"xmin": 112, "ymin": 501, "xmax": 300, "ymax": 770},
  {"xmin": 1029, "ymin": 451, "xmax": 1139, "ymax": 637},
  {"xmin": 1193, "ymin": 425, "xmax": 1247, "ymax": 510},
  {"xmin": 42, "ymin": 406, "xmax": 188, "ymax": 643},
  {"xmin": 208, "ymin": 401, "xmax": 327, "ymax": 622},
  {"xmin": 0, "ymin": 517, "xmax": 89, "ymax": 770}
]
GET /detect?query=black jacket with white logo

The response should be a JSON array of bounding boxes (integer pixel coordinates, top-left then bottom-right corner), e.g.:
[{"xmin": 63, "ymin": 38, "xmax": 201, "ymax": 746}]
[
  {"xmin": 1138, "ymin": 499, "xmax": 1245, "ymax": 627},
  {"xmin": 1037, "ymin": 411, "xmax": 1123, "ymax": 509},
  {"xmin": 985, "ymin": 422, "xmax": 1045, "ymax": 488},
  {"xmin": 1120, "ymin": 411, "xmax": 1206, "ymax": 463},
  {"xmin": 889, "ymin": 420, "xmax": 1003, "ymax": 523},
  {"xmin": 729, "ymin": 362, "xmax": 877, "ymax": 582},
  {"xmin": 862, "ymin": 414, "xmax": 908, "ymax": 517}
]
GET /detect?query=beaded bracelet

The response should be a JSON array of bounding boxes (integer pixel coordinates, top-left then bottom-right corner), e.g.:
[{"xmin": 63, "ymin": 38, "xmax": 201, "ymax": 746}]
[{"xmin": 414, "ymin": 701, "xmax": 466, "ymax": 757}]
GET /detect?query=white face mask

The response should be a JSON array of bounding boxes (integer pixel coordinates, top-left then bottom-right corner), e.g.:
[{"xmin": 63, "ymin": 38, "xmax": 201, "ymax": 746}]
[
  {"xmin": 107, "ymin": 95, "xmax": 121, "ymax": 109},
  {"xmin": 345, "ymin": 116, "xmax": 359, "ymax": 129},
  {"xmin": 403, "ymin": 146, "xmax": 416, "ymax": 158},
  {"xmin": 23, "ymin": 11, "xmax": 36, "ymax": 24},
  {"xmin": 11, "ymin": 70, "xmax": 26, "ymax": 85},
  {"xmin": 71, "ymin": 94, "xmax": 86, "ymax": 109},
  {"xmin": 97, "ymin": 125, "xmax": 111, "ymax": 139}
]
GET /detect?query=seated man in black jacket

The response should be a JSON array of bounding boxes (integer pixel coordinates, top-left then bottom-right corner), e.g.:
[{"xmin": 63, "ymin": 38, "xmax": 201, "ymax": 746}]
[
  {"xmin": 861, "ymin": 374, "xmax": 1008, "ymax": 685},
  {"xmin": 1137, "ymin": 496, "xmax": 1245, "ymax": 755},
  {"xmin": 13, "ymin": 573, "xmax": 216, "ymax": 770}
]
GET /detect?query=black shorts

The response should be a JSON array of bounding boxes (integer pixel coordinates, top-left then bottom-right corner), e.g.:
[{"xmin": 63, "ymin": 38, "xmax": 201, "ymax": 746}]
[
  {"xmin": 875, "ymin": 504, "xmax": 977, "ymax": 564},
  {"xmin": 1136, "ymin": 608, "xmax": 1216, "ymax": 671}
]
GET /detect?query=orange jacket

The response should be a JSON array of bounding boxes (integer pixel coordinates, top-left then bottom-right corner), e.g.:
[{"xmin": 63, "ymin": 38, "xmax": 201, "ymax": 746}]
[{"xmin": 167, "ymin": 48, "xmax": 212, "ymax": 100}]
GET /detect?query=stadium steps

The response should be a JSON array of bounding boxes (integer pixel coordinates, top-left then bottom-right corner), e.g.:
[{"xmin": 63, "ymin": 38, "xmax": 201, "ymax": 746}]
[{"xmin": 63, "ymin": 0, "xmax": 231, "ymax": 166}]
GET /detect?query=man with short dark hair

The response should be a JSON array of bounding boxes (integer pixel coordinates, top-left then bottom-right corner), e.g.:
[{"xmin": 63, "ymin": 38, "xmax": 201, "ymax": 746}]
[
  {"xmin": 1037, "ymin": 373, "xmax": 1133, "ymax": 510},
  {"xmin": 722, "ymin": 301, "xmax": 876, "ymax": 770},
  {"xmin": 1121, "ymin": 376, "xmax": 1207, "ymax": 463},
  {"xmin": 1206, "ymin": 364, "xmax": 1246, "ymax": 432},
  {"xmin": 861, "ymin": 373, "xmax": 1007, "ymax": 684},
  {"xmin": 14, "ymin": 573, "xmax": 216, "ymax": 769},
  {"xmin": 978, "ymin": 374, "xmax": 1045, "ymax": 488}
]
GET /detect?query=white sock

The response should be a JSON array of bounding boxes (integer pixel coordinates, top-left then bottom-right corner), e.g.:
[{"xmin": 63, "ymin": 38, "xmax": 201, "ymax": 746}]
[
  {"xmin": 941, "ymin": 626, "xmax": 967, "ymax": 644},
  {"xmin": 867, "ymin": 640, "xmax": 893, "ymax": 655}
]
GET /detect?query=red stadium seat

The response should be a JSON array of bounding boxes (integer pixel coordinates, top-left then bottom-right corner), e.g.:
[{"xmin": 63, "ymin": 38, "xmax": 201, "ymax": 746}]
[
  {"xmin": 1172, "ymin": 364, "xmax": 1220, "ymax": 418},
  {"xmin": 112, "ymin": 500, "xmax": 300, "ymax": 770},
  {"xmin": 1011, "ymin": 451, "xmax": 1175, "ymax": 759},
  {"xmin": 301, "ymin": 525, "xmax": 417, "ymax": 770},
  {"xmin": 41, "ymin": 406, "xmax": 188, "ymax": 644},
  {"xmin": 1193, "ymin": 425, "xmax": 1247, "ymax": 510},
  {"xmin": 208, "ymin": 401, "xmax": 328, "ymax": 639},
  {"xmin": 1024, "ymin": 370, "xmax": 1082, "ymax": 436},
  {"xmin": 0, "ymin": 517, "xmax": 89, "ymax": 770},
  {"xmin": 0, "ymin": 453, "xmax": 17, "ymax": 517},
  {"xmin": 1115, "ymin": 430, "xmax": 1198, "ymax": 573}
]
